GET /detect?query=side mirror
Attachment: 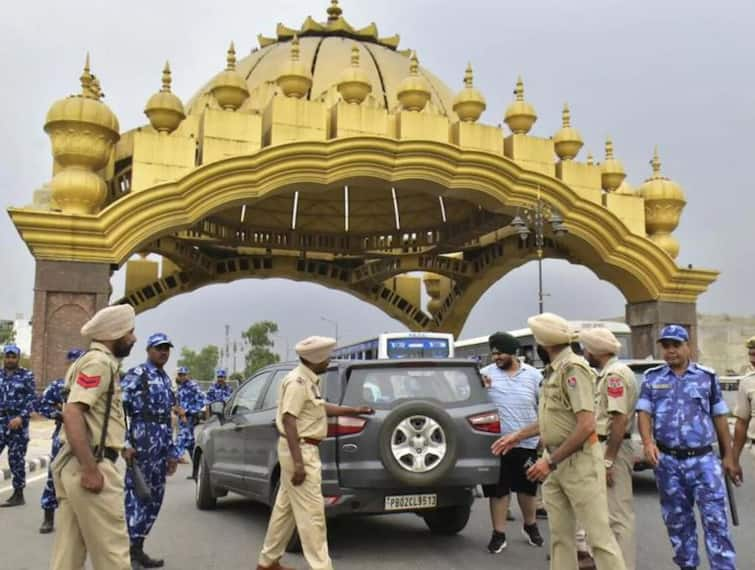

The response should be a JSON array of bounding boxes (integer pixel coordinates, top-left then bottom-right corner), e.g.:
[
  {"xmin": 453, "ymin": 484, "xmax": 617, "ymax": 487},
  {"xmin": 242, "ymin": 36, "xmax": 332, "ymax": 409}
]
[{"xmin": 210, "ymin": 401, "xmax": 225, "ymax": 419}]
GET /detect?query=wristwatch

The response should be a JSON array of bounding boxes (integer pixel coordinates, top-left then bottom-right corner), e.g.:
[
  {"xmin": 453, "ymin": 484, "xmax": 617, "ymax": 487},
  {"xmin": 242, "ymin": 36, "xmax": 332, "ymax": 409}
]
[
  {"xmin": 604, "ymin": 459, "xmax": 614, "ymax": 469},
  {"xmin": 547, "ymin": 459, "xmax": 558, "ymax": 471}
]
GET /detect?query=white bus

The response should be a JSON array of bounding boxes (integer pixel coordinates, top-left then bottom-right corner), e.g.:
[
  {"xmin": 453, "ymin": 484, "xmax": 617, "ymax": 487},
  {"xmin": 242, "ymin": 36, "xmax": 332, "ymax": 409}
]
[
  {"xmin": 455, "ymin": 320, "xmax": 632, "ymax": 367},
  {"xmin": 333, "ymin": 332, "xmax": 455, "ymax": 360}
]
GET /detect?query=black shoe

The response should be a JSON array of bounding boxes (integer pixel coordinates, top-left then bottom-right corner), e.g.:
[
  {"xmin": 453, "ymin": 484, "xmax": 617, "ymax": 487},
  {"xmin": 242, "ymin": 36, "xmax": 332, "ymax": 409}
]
[
  {"xmin": 39, "ymin": 508, "xmax": 55, "ymax": 534},
  {"xmin": 536, "ymin": 507, "xmax": 548, "ymax": 519},
  {"xmin": 522, "ymin": 523, "xmax": 544, "ymax": 547},
  {"xmin": 487, "ymin": 531, "xmax": 507, "ymax": 554},
  {"xmin": 1, "ymin": 488, "xmax": 24, "ymax": 507},
  {"xmin": 130, "ymin": 541, "xmax": 164, "ymax": 568}
]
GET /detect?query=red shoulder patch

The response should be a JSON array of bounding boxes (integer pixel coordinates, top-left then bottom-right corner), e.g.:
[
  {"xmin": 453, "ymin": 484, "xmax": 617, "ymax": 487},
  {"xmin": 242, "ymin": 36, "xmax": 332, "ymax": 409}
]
[
  {"xmin": 76, "ymin": 372, "xmax": 101, "ymax": 389},
  {"xmin": 607, "ymin": 376, "xmax": 624, "ymax": 398},
  {"xmin": 567, "ymin": 376, "xmax": 577, "ymax": 389}
]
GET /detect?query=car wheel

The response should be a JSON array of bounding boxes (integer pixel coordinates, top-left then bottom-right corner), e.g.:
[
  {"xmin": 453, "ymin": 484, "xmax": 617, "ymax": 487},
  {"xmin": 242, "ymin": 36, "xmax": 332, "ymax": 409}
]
[
  {"xmin": 378, "ymin": 401, "xmax": 458, "ymax": 486},
  {"xmin": 422, "ymin": 505, "xmax": 471, "ymax": 535},
  {"xmin": 195, "ymin": 453, "xmax": 217, "ymax": 510},
  {"xmin": 271, "ymin": 476, "xmax": 303, "ymax": 553}
]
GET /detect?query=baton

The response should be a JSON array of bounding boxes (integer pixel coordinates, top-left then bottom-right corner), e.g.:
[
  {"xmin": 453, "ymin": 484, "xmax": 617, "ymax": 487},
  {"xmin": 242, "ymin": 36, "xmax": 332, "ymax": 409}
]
[
  {"xmin": 127, "ymin": 459, "xmax": 152, "ymax": 501},
  {"xmin": 720, "ymin": 448, "xmax": 739, "ymax": 527}
]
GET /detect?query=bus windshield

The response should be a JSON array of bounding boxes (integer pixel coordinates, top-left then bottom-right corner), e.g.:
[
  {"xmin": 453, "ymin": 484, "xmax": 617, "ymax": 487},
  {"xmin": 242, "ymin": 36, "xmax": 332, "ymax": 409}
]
[{"xmin": 385, "ymin": 337, "xmax": 451, "ymax": 359}]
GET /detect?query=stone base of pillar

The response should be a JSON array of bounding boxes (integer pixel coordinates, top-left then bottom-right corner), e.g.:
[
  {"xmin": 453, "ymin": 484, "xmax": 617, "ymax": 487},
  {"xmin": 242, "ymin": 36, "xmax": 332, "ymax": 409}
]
[
  {"xmin": 626, "ymin": 300, "xmax": 698, "ymax": 360},
  {"xmin": 31, "ymin": 261, "xmax": 112, "ymax": 389}
]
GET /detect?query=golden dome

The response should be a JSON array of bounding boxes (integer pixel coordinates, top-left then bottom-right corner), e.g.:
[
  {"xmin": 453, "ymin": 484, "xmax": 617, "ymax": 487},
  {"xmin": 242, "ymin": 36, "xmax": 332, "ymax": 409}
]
[
  {"xmin": 397, "ymin": 51, "xmax": 432, "ymax": 112},
  {"xmin": 638, "ymin": 147, "xmax": 686, "ymax": 259},
  {"xmin": 145, "ymin": 62, "xmax": 186, "ymax": 134},
  {"xmin": 452, "ymin": 63, "xmax": 486, "ymax": 122},
  {"xmin": 553, "ymin": 103, "xmax": 583, "ymax": 161},
  {"xmin": 277, "ymin": 35, "xmax": 313, "ymax": 98},
  {"xmin": 600, "ymin": 138, "xmax": 626, "ymax": 192},
  {"xmin": 337, "ymin": 45, "xmax": 372, "ymax": 104},
  {"xmin": 210, "ymin": 42, "xmax": 250, "ymax": 110},
  {"xmin": 504, "ymin": 76, "xmax": 537, "ymax": 134}
]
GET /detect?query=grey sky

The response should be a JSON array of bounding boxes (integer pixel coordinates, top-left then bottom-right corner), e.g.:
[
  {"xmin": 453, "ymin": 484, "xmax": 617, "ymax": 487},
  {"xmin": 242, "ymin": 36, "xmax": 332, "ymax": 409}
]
[{"xmin": 1, "ymin": 0, "xmax": 754, "ymax": 373}]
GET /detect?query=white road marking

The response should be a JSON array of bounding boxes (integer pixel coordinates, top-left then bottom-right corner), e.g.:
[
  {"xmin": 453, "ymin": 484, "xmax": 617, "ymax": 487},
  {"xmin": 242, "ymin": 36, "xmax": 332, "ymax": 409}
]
[{"xmin": 0, "ymin": 471, "xmax": 48, "ymax": 494}]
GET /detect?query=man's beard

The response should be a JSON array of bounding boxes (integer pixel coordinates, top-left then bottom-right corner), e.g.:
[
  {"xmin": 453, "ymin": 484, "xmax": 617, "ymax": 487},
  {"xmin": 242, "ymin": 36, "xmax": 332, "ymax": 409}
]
[
  {"xmin": 113, "ymin": 339, "xmax": 135, "ymax": 358},
  {"xmin": 496, "ymin": 356, "xmax": 515, "ymax": 370},
  {"xmin": 536, "ymin": 345, "xmax": 551, "ymax": 366}
]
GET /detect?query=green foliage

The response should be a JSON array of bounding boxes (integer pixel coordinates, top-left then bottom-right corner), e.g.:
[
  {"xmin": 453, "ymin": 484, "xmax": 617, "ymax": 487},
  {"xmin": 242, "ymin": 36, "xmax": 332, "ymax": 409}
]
[
  {"xmin": 243, "ymin": 321, "xmax": 280, "ymax": 376},
  {"xmin": 229, "ymin": 372, "xmax": 244, "ymax": 383},
  {"xmin": 0, "ymin": 321, "xmax": 15, "ymax": 345},
  {"xmin": 177, "ymin": 345, "xmax": 219, "ymax": 382}
]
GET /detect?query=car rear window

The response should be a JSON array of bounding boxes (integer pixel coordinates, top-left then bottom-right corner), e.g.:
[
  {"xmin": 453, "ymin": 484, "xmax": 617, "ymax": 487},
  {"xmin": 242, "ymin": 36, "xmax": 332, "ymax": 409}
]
[{"xmin": 343, "ymin": 366, "xmax": 476, "ymax": 407}]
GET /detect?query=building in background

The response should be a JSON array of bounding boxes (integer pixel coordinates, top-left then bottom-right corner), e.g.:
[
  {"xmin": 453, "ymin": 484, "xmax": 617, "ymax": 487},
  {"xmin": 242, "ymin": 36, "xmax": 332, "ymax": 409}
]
[{"xmin": 698, "ymin": 313, "xmax": 755, "ymax": 375}]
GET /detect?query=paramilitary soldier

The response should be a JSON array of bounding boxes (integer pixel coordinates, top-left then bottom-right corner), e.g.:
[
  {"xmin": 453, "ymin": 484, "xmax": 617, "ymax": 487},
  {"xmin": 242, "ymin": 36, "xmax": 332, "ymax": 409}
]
[
  {"xmin": 122, "ymin": 332, "xmax": 180, "ymax": 568},
  {"xmin": 256, "ymin": 336, "xmax": 374, "ymax": 570},
  {"xmin": 579, "ymin": 327, "xmax": 638, "ymax": 570},
  {"xmin": 0, "ymin": 342, "xmax": 37, "ymax": 507},
  {"xmin": 732, "ymin": 365, "xmax": 754, "ymax": 484},
  {"xmin": 492, "ymin": 313, "xmax": 626, "ymax": 570},
  {"xmin": 36, "ymin": 348, "xmax": 85, "ymax": 533},
  {"xmin": 173, "ymin": 366, "xmax": 205, "ymax": 478},
  {"xmin": 638, "ymin": 324, "xmax": 737, "ymax": 570},
  {"xmin": 205, "ymin": 368, "xmax": 233, "ymax": 405},
  {"xmin": 50, "ymin": 304, "xmax": 137, "ymax": 570}
]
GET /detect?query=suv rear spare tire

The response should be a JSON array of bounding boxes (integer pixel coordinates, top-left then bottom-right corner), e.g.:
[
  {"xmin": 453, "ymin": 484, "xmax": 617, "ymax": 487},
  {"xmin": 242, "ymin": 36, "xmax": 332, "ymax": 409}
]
[{"xmin": 378, "ymin": 401, "xmax": 458, "ymax": 486}]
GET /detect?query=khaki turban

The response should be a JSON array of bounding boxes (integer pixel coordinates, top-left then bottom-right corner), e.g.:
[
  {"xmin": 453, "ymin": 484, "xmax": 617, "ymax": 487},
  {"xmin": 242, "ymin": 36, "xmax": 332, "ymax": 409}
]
[
  {"xmin": 746, "ymin": 336, "xmax": 755, "ymax": 349},
  {"xmin": 579, "ymin": 327, "xmax": 621, "ymax": 355},
  {"xmin": 295, "ymin": 336, "xmax": 337, "ymax": 363},
  {"xmin": 80, "ymin": 305, "xmax": 135, "ymax": 341},
  {"xmin": 527, "ymin": 312, "xmax": 574, "ymax": 347}
]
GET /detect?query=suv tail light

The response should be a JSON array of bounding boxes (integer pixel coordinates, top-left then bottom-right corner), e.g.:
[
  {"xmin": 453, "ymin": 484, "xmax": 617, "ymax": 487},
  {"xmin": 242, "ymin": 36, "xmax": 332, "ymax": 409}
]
[
  {"xmin": 467, "ymin": 411, "xmax": 501, "ymax": 434},
  {"xmin": 327, "ymin": 416, "xmax": 368, "ymax": 437}
]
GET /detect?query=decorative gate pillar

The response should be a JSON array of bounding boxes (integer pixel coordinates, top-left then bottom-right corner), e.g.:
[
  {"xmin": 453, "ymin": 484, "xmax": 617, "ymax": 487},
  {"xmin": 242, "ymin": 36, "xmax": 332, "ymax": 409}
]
[
  {"xmin": 31, "ymin": 261, "xmax": 111, "ymax": 384},
  {"xmin": 626, "ymin": 300, "xmax": 698, "ymax": 360}
]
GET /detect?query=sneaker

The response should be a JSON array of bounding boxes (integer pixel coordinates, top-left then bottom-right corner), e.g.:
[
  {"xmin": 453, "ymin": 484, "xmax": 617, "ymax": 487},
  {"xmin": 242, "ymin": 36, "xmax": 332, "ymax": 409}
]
[
  {"xmin": 536, "ymin": 507, "xmax": 548, "ymax": 519},
  {"xmin": 487, "ymin": 531, "xmax": 507, "ymax": 554},
  {"xmin": 522, "ymin": 523, "xmax": 544, "ymax": 547}
]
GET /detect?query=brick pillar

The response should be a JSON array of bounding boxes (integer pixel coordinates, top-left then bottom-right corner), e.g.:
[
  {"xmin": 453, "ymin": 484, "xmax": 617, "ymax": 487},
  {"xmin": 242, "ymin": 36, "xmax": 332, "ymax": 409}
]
[
  {"xmin": 626, "ymin": 300, "xmax": 698, "ymax": 360},
  {"xmin": 31, "ymin": 261, "xmax": 112, "ymax": 389}
]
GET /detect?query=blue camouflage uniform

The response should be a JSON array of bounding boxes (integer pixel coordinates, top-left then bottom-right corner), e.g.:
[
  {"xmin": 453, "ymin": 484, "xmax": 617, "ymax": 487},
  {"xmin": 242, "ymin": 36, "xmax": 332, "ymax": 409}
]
[
  {"xmin": 0, "ymin": 345, "xmax": 36, "ymax": 490},
  {"xmin": 122, "ymin": 350, "xmax": 179, "ymax": 543},
  {"xmin": 174, "ymin": 370, "xmax": 205, "ymax": 460},
  {"xmin": 637, "ymin": 326, "xmax": 735, "ymax": 570},
  {"xmin": 206, "ymin": 369, "xmax": 233, "ymax": 405}
]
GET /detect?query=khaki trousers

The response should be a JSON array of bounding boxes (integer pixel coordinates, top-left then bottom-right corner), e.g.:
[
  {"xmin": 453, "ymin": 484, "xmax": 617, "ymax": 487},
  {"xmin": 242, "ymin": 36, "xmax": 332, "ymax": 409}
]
[
  {"xmin": 543, "ymin": 443, "xmax": 626, "ymax": 570},
  {"xmin": 259, "ymin": 440, "xmax": 333, "ymax": 570},
  {"xmin": 604, "ymin": 441, "xmax": 636, "ymax": 570},
  {"xmin": 50, "ymin": 457, "xmax": 131, "ymax": 570}
]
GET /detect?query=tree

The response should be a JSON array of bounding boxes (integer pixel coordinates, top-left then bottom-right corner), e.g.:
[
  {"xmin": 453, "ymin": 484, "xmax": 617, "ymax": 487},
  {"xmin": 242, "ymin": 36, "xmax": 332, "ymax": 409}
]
[
  {"xmin": 243, "ymin": 321, "xmax": 280, "ymax": 376},
  {"xmin": 0, "ymin": 321, "xmax": 15, "ymax": 345},
  {"xmin": 177, "ymin": 345, "xmax": 219, "ymax": 382}
]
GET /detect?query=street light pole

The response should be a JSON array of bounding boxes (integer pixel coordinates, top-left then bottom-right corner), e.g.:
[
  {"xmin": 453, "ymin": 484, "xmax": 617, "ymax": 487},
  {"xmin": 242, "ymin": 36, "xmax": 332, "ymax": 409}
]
[{"xmin": 320, "ymin": 316, "xmax": 339, "ymax": 343}]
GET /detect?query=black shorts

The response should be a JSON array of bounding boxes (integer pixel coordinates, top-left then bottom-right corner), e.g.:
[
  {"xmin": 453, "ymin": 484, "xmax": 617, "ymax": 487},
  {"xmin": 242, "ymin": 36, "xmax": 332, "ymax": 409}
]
[{"xmin": 482, "ymin": 447, "xmax": 538, "ymax": 498}]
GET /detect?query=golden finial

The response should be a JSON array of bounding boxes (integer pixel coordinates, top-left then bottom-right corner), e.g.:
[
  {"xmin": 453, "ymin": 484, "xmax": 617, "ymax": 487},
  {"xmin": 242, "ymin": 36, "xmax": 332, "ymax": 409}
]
[
  {"xmin": 453, "ymin": 62, "xmax": 486, "ymax": 122},
  {"xmin": 277, "ymin": 34, "xmax": 313, "ymax": 98},
  {"xmin": 80, "ymin": 53, "xmax": 94, "ymax": 98},
  {"xmin": 338, "ymin": 45, "xmax": 372, "ymax": 104},
  {"xmin": 145, "ymin": 61, "xmax": 185, "ymax": 133},
  {"xmin": 409, "ymin": 51, "xmax": 419, "ymax": 75},
  {"xmin": 161, "ymin": 61, "xmax": 172, "ymax": 92},
  {"xmin": 651, "ymin": 145, "xmax": 662, "ymax": 177},
  {"xmin": 327, "ymin": 0, "xmax": 342, "ymax": 22},
  {"xmin": 504, "ymin": 75, "xmax": 537, "ymax": 134},
  {"xmin": 350, "ymin": 45, "xmax": 360, "ymax": 67},
  {"xmin": 605, "ymin": 138, "xmax": 615, "ymax": 159},
  {"xmin": 554, "ymin": 102, "xmax": 583, "ymax": 161},
  {"xmin": 398, "ymin": 51, "xmax": 431, "ymax": 111},
  {"xmin": 601, "ymin": 137, "xmax": 626, "ymax": 192},
  {"xmin": 587, "ymin": 152, "xmax": 594, "ymax": 166},
  {"xmin": 91, "ymin": 75, "xmax": 103, "ymax": 100},
  {"xmin": 226, "ymin": 42, "xmax": 237, "ymax": 71}
]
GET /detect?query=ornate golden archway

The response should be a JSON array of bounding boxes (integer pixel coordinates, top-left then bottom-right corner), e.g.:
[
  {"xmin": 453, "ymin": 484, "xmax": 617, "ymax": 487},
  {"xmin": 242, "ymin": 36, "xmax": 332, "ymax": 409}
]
[{"xmin": 8, "ymin": 2, "xmax": 717, "ymax": 383}]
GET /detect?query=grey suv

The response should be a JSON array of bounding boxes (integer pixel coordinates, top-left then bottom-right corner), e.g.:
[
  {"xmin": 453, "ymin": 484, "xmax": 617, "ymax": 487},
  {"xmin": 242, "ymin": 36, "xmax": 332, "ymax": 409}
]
[{"xmin": 193, "ymin": 358, "xmax": 501, "ymax": 536}]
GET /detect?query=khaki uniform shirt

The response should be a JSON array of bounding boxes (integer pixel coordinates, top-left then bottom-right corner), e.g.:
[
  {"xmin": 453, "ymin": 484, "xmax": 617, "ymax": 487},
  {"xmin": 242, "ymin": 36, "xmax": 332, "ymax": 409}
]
[
  {"xmin": 538, "ymin": 347, "xmax": 596, "ymax": 448},
  {"xmin": 734, "ymin": 372, "xmax": 755, "ymax": 441},
  {"xmin": 739, "ymin": 363, "xmax": 755, "ymax": 376},
  {"xmin": 595, "ymin": 357, "xmax": 638, "ymax": 437},
  {"xmin": 276, "ymin": 364, "xmax": 327, "ymax": 441},
  {"xmin": 60, "ymin": 341, "xmax": 126, "ymax": 452}
]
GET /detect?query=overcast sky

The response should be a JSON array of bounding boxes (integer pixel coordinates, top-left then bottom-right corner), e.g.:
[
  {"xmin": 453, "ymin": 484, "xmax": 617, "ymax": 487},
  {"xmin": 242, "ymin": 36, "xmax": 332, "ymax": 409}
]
[{"xmin": 1, "ymin": 0, "xmax": 754, "ymax": 373}]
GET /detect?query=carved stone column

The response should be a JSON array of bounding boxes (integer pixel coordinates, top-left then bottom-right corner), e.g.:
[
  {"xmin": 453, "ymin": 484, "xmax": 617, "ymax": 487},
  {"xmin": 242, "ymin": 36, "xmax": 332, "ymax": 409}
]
[
  {"xmin": 626, "ymin": 300, "xmax": 698, "ymax": 360},
  {"xmin": 31, "ymin": 261, "xmax": 111, "ymax": 388}
]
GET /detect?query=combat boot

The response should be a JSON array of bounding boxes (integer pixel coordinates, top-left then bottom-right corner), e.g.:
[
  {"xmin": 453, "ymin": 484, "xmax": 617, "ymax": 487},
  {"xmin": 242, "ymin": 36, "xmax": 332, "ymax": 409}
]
[
  {"xmin": 39, "ymin": 508, "xmax": 55, "ymax": 533},
  {"xmin": 0, "ymin": 488, "xmax": 25, "ymax": 507},
  {"xmin": 130, "ymin": 538, "xmax": 164, "ymax": 568}
]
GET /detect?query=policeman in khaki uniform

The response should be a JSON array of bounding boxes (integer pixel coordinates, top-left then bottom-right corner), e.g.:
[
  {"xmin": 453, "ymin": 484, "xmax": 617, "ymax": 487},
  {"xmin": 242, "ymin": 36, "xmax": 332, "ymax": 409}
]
[
  {"xmin": 732, "ymin": 368, "xmax": 755, "ymax": 484},
  {"xmin": 579, "ymin": 327, "xmax": 638, "ymax": 570},
  {"xmin": 492, "ymin": 313, "xmax": 625, "ymax": 570},
  {"xmin": 257, "ymin": 336, "xmax": 374, "ymax": 570},
  {"xmin": 50, "ymin": 305, "xmax": 137, "ymax": 570},
  {"xmin": 740, "ymin": 336, "xmax": 755, "ymax": 375}
]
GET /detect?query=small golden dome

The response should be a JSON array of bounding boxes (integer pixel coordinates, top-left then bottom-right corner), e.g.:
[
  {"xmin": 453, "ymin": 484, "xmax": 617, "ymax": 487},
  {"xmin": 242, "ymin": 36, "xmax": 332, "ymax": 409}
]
[
  {"xmin": 638, "ymin": 147, "xmax": 687, "ymax": 259},
  {"xmin": 397, "ymin": 51, "xmax": 431, "ymax": 112},
  {"xmin": 337, "ymin": 46, "xmax": 372, "ymax": 104},
  {"xmin": 600, "ymin": 138, "xmax": 626, "ymax": 192},
  {"xmin": 327, "ymin": 0, "xmax": 343, "ymax": 22},
  {"xmin": 452, "ymin": 63, "xmax": 486, "ymax": 123},
  {"xmin": 211, "ymin": 42, "xmax": 250, "ymax": 110},
  {"xmin": 553, "ymin": 103, "xmax": 583, "ymax": 161},
  {"xmin": 45, "ymin": 54, "xmax": 120, "ymax": 136},
  {"xmin": 504, "ymin": 76, "xmax": 537, "ymax": 134},
  {"xmin": 615, "ymin": 180, "xmax": 635, "ymax": 195},
  {"xmin": 145, "ymin": 62, "xmax": 186, "ymax": 134},
  {"xmin": 277, "ymin": 35, "xmax": 313, "ymax": 98}
]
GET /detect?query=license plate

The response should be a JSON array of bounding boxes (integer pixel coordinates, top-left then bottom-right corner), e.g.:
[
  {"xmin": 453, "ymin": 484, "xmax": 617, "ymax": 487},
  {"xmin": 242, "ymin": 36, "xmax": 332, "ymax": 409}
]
[{"xmin": 384, "ymin": 494, "xmax": 437, "ymax": 511}]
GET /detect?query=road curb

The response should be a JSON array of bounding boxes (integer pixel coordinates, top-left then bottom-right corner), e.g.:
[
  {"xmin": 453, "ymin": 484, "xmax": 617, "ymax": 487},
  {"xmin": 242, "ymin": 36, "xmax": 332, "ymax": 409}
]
[{"xmin": 0, "ymin": 455, "xmax": 50, "ymax": 483}]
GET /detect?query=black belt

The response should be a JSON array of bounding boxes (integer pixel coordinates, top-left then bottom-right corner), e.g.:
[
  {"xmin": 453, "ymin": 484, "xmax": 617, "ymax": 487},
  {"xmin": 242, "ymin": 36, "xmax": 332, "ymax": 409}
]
[
  {"xmin": 598, "ymin": 434, "xmax": 632, "ymax": 442},
  {"xmin": 133, "ymin": 413, "xmax": 171, "ymax": 425},
  {"xmin": 94, "ymin": 447, "xmax": 119, "ymax": 463},
  {"xmin": 657, "ymin": 444, "xmax": 713, "ymax": 459}
]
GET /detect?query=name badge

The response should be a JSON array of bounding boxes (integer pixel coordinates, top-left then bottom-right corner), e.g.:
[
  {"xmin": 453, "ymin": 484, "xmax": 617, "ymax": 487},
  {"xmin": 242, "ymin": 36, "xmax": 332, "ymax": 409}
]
[{"xmin": 652, "ymin": 383, "xmax": 671, "ymax": 389}]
